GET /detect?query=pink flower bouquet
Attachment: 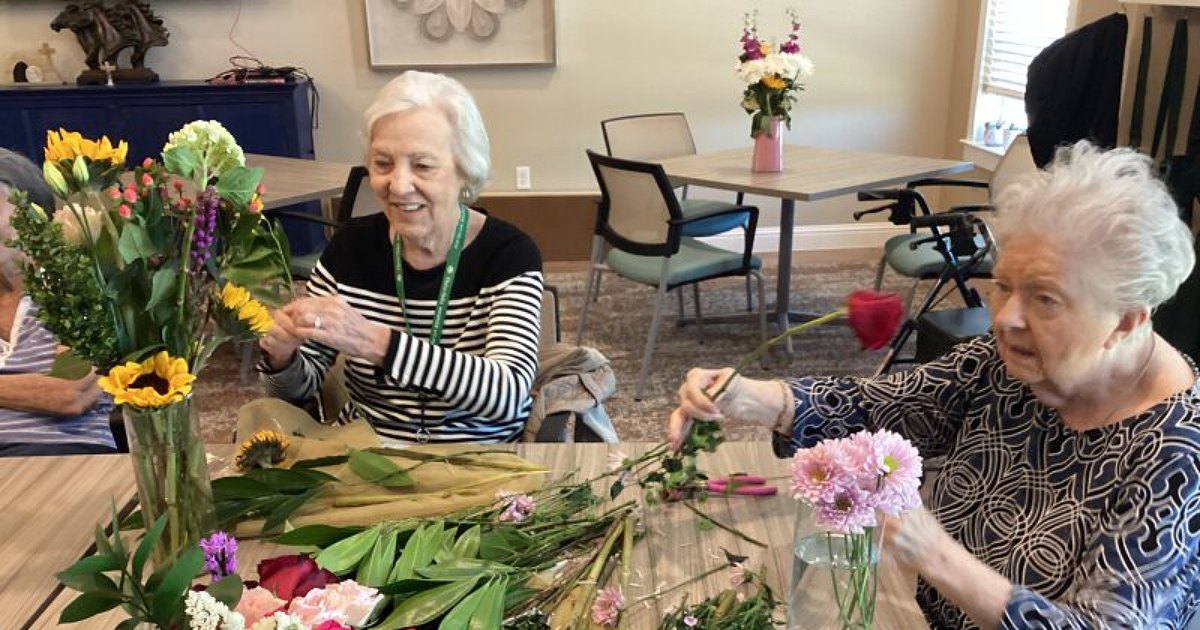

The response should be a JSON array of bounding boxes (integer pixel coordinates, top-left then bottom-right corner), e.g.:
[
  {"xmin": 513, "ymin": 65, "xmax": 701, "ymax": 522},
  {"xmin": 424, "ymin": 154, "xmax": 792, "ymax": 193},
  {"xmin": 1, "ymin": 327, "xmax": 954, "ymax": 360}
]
[{"xmin": 789, "ymin": 429, "xmax": 923, "ymax": 629}]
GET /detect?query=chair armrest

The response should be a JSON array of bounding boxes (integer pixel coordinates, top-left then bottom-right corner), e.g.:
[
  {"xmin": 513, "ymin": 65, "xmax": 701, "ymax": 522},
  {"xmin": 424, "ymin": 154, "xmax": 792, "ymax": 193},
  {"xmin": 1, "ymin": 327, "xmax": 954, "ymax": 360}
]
[
  {"xmin": 946, "ymin": 203, "xmax": 995, "ymax": 213},
  {"xmin": 907, "ymin": 178, "xmax": 988, "ymax": 191}
]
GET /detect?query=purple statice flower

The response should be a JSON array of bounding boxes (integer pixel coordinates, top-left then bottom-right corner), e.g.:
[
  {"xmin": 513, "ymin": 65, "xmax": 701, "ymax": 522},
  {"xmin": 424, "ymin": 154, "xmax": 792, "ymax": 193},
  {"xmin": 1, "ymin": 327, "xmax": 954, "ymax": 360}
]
[
  {"xmin": 191, "ymin": 185, "xmax": 220, "ymax": 269},
  {"xmin": 199, "ymin": 530, "xmax": 238, "ymax": 580},
  {"xmin": 813, "ymin": 481, "xmax": 878, "ymax": 535},
  {"xmin": 496, "ymin": 490, "xmax": 535, "ymax": 523},
  {"xmin": 789, "ymin": 440, "xmax": 845, "ymax": 504}
]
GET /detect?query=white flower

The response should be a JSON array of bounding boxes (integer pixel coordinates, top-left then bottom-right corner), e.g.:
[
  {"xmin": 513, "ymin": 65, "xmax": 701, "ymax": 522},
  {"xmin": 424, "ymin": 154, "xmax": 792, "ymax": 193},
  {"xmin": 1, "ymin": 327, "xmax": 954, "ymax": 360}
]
[
  {"xmin": 184, "ymin": 590, "xmax": 246, "ymax": 630},
  {"xmin": 249, "ymin": 612, "xmax": 306, "ymax": 630},
  {"xmin": 163, "ymin": 120, "xmax": 246, "ymax": 178}
]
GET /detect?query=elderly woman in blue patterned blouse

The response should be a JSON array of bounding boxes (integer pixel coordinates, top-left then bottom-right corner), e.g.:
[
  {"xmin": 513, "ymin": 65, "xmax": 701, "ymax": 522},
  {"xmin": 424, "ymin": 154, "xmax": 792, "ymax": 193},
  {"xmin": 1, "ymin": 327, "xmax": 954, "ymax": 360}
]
[{"xmin": 669, "ymin": 141, "xmax": 1200, "ymax": 629}]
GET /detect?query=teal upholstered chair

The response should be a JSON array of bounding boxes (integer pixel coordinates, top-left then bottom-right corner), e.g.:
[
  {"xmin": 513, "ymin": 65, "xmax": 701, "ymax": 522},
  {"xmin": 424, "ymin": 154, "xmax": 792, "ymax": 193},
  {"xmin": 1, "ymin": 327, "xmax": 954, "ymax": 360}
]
[
  {"xmin": 861, "ymin": 135, "xmax": 1036, "ymax": 311},
  {"xmin": 578, "ymin": 150, "xmax": 766, "ymax": 401},
  {"xmin": 600, "ymin": 113, "xmax": 759, "ymax": 321}
]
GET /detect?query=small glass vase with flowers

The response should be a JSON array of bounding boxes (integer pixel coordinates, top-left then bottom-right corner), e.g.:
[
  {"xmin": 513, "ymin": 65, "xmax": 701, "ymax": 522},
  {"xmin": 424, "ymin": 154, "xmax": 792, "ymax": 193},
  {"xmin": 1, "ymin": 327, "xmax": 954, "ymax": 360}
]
[
  {"xmin": 737, "ymin": 8, "xmax": 815, "ymax": 172},
  {"xmin": 10, "ymin": 122, "xmax": 293, "ymax": 566}
]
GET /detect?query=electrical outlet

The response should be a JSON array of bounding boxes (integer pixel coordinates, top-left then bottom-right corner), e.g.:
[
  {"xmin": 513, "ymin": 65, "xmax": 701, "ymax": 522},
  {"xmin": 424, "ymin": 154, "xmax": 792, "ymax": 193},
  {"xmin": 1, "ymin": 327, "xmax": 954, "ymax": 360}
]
[{"xmin": 515, "ymin": 166, "xmax": 532, "ymax": 190}]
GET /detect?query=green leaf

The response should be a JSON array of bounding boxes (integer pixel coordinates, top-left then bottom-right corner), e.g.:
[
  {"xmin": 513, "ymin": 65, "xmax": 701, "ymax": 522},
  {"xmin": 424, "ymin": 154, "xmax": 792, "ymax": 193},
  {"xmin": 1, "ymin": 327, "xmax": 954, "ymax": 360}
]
[
  {"xmin": 144, "ymin": 266, "xmax": 176, "ymax": 312},
  {"xmin": 93, "ymin": 524, "xmax": 115, "ymax": 559},
  {"xmin": 377, "ymin": 576, "xmax": 454, "ymax": 597},
  {"xmin": 57, "ymin": 553, "xmax": 122, "ymax": 581},
  {"xmin": 469, "ymin": 575, "xmax": 507, "ymax": 630},
  {"xmin": 117, "ymin": 222, "xmax": 157, "ymax": 264},
  {"xmin": 271, "ymin": 524, "xmax": 365, "ymax": 548},
  {"xmin": 450, "ymin": 525, "xmax": 481, "ymax": 560},
  {"xmin": 389, "ymin": 522, "xmax": 442, "ymax": 582},
  {"xmin": 609, "ymin": 480, "xmax": 624, "ymax": 500},
  {"xmin": 108, "ymin": 503, "xmax": 127, "ymax": 559},
  {"xmin": 131, "ymin": 513, "xmax": 169, "ymax": 582},
  {"xmin": 151, "ymin": 545, "xmax": 204, "ymax": 621},
  {"xmin": 357, "ymin": 526, "xmax": 399, "ymax": 588},
  {"xmin": 478, "ymin": 527, "xmax": 530, "ymax": 562},
  {"xmin": 162, "ymin": 145, "xmax": 200, "ymax": 181},
  {"xmin": 418, "ymin": 558, "xmax": 512, "ymax": 581},
  {"xmin": 58, "ymin": 591, "xmax": 122, "ymax": 623},
  {"xmin": 316, "ymin": 525, "xmax": 381, "ymax": 576},
  {"xmin": 374, "ymin": 576, "xmax": 480, "ymax": 629},
  {"xmin": 57, "ymin": 569, "xmax": 121, "ymax": 595},
  {"xmin": 211, "ymin": 475, "xmax": 276, "ymax": 501},
  {"xmin": 48, "ymin": 349, "xmax": 93, "ymax": 380},
  {"xmin": 348, "ymin": 448, "xmax": 415, "ymax": 488},
  {"xmin": 262, "ymin": 486, "xmax": 319, "ymax": 533},
  {"xmin": 244, "ymin": 466, "xmax": 336, "ymax": 492},
  {"xmin": 291, "ymin": 454, "xmax": 349, "ymax": 469},
  {"xmin": 437, "ymin": 583, "xmax": 486, "ymax": 630},
  {"xmin": 207, "ymin": 574, "xmax": 244, "ymax": 609},
  {"xmin": 216, "ymin": 165, "xmax": 263, "ymax": 207}
]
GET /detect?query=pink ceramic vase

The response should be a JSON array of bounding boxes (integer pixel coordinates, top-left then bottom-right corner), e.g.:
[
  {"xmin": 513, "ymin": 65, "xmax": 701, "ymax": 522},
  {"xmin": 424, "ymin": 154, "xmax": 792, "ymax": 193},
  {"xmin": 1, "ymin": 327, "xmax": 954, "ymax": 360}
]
[{"xmin": 751, "ymin": 117, "xmax": 783, "ymax": 172}]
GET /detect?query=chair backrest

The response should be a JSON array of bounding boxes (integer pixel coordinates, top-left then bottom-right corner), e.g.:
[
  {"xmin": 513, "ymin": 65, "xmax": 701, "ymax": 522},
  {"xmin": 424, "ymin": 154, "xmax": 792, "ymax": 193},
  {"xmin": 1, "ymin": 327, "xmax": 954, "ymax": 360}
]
[
  {"xmin": 335, "ymin": 165, "xmax": 384, "ymax": 223},
  {"xmin": 988, "ymin": 134, "xmax": 1037, "ymax": 201},
  {"xmin": 601, "ymin": 112, "xmax": 698, "ymax": 161},
  {"xmin": 586, "ymin": 150, "xmax": 683, "ymax": 256},
  {"xmin": 538, "ymin": 286, "xmax": 560, "ymax": 348}
]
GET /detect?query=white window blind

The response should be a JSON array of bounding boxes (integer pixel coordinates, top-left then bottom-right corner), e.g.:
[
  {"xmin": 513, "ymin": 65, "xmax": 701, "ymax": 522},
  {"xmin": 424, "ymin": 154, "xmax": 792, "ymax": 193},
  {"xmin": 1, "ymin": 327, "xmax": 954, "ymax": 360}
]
[{"xmin": 982, "ymin": 0, "xmax": 1070, "ymax": 99}]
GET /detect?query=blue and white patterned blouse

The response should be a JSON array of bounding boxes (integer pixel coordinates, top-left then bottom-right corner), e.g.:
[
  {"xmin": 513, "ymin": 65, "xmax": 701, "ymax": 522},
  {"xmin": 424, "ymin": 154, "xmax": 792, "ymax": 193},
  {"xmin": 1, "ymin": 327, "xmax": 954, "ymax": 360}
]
[{"xmin": 778, "ymin": 336, "xmax": 1200, "ymax": 629}]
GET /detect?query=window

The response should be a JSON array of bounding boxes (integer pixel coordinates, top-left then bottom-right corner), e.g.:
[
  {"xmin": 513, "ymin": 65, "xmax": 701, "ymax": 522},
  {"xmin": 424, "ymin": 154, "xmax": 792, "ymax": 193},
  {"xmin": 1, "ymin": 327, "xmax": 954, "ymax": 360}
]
[{"xmin": 967, "ymin": 0, "xmax": 1072, "ymax": 158}]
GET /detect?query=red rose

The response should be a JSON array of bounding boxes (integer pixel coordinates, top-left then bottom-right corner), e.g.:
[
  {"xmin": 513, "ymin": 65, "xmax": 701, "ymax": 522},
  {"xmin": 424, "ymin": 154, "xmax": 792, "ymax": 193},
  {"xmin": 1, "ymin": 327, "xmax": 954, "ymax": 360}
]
[
  {"xmin": 846, "ymin": 290, "xmax": 904, "ymax": 350},
  {"xmin": 256, "ymin": 554, "xmax": 338, "ymax": 601}
]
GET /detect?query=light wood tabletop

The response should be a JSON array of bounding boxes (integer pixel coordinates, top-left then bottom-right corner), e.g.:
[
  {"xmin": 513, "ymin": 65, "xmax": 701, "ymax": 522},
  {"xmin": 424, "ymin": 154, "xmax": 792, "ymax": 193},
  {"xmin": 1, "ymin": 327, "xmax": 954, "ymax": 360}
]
[
  {"xmin": 2, "ymin": 454, "xmax": 137, "ymax": 628},
  {"xmin": 658, "ymin": 146, "xmax": 972, "ymax": 348},
  {"xmin": 244, "ymin": 153, "xmax": 358, "ymax": 211},
  {"xmin": 26, "ymin": 443, "xmax": 927, "ymax": 629}
]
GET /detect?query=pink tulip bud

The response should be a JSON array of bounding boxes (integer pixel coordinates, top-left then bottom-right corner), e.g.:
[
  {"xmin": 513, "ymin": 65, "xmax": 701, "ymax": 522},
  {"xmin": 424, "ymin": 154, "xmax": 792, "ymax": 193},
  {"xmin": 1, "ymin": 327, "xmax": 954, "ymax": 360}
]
[
  {"xmin": 142, "ymin": 157, "xmax": 153, "ymax": 169},
  {"xmin": 106, "ymin": 187, "xmax": 121, "ymax": 199},
  {"xmin": 117, "ymin": 204, "xmax": 132, "ymax": 218},
  {"xmin": 141, "ymin": 173, "xmax": 153, "ymax": 186},
  {"xmin": 122, "ymin": 187, "xmax": 138, "ymax": 203}
]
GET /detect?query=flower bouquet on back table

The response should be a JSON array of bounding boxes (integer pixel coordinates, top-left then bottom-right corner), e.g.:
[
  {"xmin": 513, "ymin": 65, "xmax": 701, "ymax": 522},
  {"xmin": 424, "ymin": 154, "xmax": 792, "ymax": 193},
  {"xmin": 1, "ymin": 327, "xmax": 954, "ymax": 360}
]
[
  {"xmin": 737, "ymin": 8, "xmax": 815, "ymax": 171},
  {"xmin": 10, "ymin": 122, "xmax": 293, "ymax": 565}
]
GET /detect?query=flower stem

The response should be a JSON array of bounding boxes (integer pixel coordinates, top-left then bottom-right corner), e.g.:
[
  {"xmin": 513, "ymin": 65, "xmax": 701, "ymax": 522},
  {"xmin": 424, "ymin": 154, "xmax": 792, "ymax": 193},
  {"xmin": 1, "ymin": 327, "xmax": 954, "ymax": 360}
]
[
  {"xmin": 707, "ymin": 308, "xmax": 846, "ymax": 400},
  {"xmin": 680, "ymin": 500, "xmax": 766, "ymax": 548}
]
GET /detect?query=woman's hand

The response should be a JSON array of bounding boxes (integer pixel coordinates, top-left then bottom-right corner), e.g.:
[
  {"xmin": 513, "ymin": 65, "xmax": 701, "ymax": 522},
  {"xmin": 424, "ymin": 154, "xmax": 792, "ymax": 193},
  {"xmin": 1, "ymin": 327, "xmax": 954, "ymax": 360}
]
[
  {"xmin": 883, "ymin": 506, "xmax": 951, "ymax": 575},
  {"xmin": 280, "ymin": 296, "xmax": 392, "ymax": 365},
  {"xmin": 258, "ymin": 308, "xmax": 305, "ymax": 371},
  {"xmin": 667, "ymin": 368, "xmax": 788, "ymax": 450}
]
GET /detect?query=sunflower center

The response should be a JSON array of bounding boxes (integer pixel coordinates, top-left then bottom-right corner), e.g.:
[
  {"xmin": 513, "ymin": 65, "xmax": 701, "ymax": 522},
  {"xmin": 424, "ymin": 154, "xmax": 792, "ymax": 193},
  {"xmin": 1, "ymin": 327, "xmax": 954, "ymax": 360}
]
[{"xmin": 131, "ymin": 373, "xmax": 171, "ymax": 395}]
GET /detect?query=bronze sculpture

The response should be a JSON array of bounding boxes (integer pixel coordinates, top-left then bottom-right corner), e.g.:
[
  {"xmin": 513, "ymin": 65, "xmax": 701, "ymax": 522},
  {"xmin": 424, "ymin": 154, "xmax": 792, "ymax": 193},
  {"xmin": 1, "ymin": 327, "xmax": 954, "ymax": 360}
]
[{"xmin": 51, "ymin": 0, "xmax": 169, "ymax": 85}]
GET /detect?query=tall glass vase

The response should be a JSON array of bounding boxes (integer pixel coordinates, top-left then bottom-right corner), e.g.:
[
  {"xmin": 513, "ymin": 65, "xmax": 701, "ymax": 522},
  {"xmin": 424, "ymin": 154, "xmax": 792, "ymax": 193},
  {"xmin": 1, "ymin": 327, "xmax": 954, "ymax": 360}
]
[
  {"xmin": 751, "ymin": 116, "xmax": 784, "ymax": 172},
  {"xmin": 121, "ymin": 395, "xmax": 216, "ymax": 567},
  {"xmin": 788, "ymin": 505, "xmax": 881, "ymax": 630}
]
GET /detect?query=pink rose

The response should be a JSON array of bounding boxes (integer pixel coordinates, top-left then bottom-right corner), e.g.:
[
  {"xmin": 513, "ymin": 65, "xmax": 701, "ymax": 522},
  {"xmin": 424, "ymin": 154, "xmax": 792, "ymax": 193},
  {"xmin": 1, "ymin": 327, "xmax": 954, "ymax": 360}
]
[
  {"xmin": 286, "ymin": 580, "xmax": 382, "ymax": 627},
  {"xmin": 233, "ymin": 586, "xmax": 286, "ymax": 625},
  {"xmin": 314, "ymin": 622, "xmax": 351, "ymax": 630}
]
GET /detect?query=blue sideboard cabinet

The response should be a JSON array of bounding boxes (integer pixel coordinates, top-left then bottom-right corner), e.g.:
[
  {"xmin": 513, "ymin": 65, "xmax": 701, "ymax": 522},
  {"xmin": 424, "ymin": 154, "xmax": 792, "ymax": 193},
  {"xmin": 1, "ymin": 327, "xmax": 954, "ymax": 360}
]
[{"xmin": 0, "ymin": 80, "xmax": 324, "ymax": 252}]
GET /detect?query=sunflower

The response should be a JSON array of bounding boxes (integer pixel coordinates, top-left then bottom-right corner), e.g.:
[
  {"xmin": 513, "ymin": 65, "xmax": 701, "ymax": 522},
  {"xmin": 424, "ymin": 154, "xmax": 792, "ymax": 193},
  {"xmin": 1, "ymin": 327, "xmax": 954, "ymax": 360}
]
[
  {"xmin": 45, "ymin": 129, "xmax": 128, "ymax": 165},
  {"xmin": 220, "ymin": 282, "xmax": 274, "ymax": 335},
  {"xmin": 761, "ymin": 74, "xmax": 788, "ymax": 90},
  {"xmin": 235, "ymin": 430, "xmax": 290, "ymax": 470},
  {"xmin": 98, "ymin": 351, "xmax": 195, "ymax": 408}
]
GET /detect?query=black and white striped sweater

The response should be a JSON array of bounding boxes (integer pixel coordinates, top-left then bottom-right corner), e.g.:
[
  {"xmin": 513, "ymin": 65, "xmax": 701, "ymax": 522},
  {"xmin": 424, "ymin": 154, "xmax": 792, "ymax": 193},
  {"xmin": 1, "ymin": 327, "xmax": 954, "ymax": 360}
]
[{"xmin": 263, "ymin": 212, "xmax": 543, "ymax": 444}]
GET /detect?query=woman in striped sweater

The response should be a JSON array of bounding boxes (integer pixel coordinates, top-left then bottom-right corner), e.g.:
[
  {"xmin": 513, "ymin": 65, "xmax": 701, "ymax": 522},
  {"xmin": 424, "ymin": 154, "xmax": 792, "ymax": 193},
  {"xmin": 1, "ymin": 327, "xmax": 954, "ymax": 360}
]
[
  {"xmin": 260, "ymin": 71, "xmax": 543, "ymax": 444},
  {"xmin": 0, "ymin": 148, "xmax": 114, "ymax": 456}
]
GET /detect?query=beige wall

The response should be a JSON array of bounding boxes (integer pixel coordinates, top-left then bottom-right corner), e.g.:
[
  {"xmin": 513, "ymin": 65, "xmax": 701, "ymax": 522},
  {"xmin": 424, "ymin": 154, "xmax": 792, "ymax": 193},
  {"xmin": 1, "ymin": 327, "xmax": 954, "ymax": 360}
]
[{"xmin": 1, "ymin": 0, "xmax": 964, "ymax": 226}]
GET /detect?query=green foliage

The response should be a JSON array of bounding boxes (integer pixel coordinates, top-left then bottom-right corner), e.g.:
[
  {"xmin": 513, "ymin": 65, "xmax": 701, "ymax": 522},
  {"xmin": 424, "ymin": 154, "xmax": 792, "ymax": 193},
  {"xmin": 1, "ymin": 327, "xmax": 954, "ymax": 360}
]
[
  {"xmin": 348, "ymin": 448, "xmax": 416, "ymax": 488},
  {"xmin": 56, "ymin": 508, "xmax": 200, "ymax": 627},
  {"xmin": 657, "ymin": 566, "xmax": 783, "ymax": 630},
  {"xmin": 210, "ymin": 465, "xmax": 336, "ymax": 534}
]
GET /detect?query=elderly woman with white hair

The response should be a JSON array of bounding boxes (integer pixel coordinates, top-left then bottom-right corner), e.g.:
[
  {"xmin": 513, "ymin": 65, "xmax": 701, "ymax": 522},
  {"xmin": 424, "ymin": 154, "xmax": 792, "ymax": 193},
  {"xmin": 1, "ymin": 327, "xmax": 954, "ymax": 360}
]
[
  {"xmin": 259, "ymin": 71, "xmax": 543, "ymax": 444},
  {"xmin": 669, "ymin": 142, "xmax": 1200, "ymax": 628}
]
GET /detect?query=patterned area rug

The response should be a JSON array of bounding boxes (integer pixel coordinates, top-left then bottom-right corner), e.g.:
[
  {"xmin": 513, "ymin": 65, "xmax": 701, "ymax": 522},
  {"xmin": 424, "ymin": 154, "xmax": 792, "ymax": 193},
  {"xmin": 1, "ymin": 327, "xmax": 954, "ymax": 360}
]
[{"xmin": 196, "ymin": 252, "xmax": 912, "ymax": 444}]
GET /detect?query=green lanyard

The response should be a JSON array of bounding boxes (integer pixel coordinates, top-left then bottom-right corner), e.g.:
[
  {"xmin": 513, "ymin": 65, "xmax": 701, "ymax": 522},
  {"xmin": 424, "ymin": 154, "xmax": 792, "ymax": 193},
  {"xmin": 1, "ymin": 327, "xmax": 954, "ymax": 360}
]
[
  {"xmin": 391, "ymin": 204, "xmax": 469, "ymax": 346},
  {"xmin": 391, "ymin": 205, "xmax": 469, "ymax": 443}
]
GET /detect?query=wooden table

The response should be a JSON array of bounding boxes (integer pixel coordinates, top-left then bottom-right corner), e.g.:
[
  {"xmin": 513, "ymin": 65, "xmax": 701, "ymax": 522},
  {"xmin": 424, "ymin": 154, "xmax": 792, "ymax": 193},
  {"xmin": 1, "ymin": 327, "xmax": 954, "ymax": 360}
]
[
  {"xmin": 244, "ymin": 153, "xmax": 358, "ymax": 211},
  {"xmin": 23, "ymin": 443, "xmax": 927, "ymax": 629},
  {"xmin": 2, "ymin": 454, "xmax": 137, "ymax": 628},
  {"xmin": 659, "ymin": 146, "xmax": 972, "ymax": 349}
]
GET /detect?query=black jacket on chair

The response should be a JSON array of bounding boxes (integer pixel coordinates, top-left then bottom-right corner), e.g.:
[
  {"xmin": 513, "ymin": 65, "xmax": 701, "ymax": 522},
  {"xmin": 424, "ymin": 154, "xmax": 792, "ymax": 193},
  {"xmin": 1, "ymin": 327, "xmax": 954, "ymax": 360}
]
[{"xmin": 1025, "ymin": 13, "xmax": 1127, "ymax": 167}]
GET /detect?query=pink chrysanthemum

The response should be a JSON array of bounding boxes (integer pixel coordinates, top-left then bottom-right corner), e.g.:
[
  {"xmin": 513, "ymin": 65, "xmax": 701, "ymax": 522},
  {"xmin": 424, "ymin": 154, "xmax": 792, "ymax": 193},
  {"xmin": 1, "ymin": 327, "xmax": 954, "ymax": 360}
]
[
  {"xmin": 813, "ymin": 481, "xmax": 878, "ymax": 534},
  {"xmin": 869, "ymin": 429, "xmax": 924, "ymax": 515},
  {"xmin": 790, "ymin": 440, "xmax": 845, "ymax": 503},
  {"xmin": 591, "ymin": 586, "xmax": 624, "ymax": 626}
]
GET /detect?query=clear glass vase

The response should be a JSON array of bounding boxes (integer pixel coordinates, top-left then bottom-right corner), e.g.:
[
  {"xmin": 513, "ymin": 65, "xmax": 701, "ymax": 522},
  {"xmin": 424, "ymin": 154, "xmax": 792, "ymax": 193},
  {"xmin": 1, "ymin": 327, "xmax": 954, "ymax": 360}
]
[
  {"xmin": 788, "ymin": 506, "xmax": 881, "ymax": 630},
  {"xmin": 121, "ymin": 395, "xmax": 216, "ymax": 567}
]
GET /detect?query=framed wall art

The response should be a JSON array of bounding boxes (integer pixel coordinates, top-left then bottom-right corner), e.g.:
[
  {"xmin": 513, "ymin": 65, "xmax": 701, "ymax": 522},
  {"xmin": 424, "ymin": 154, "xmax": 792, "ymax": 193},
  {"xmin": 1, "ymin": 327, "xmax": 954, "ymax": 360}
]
[{"xmin": 364, "ymin": 0, "xmax": 556, "ymax": 68}]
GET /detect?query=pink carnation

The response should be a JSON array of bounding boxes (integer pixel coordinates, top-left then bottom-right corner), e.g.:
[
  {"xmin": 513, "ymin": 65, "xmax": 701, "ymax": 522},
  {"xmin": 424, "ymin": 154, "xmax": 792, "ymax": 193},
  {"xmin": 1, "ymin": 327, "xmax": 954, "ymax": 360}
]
[
  {"xmin": 234, "ymin": 586, "xmax": 286, "ymax": 625},
  {"xmin": 497, "ymin": 490, "xmax": 535, "ymax": 523},
  {"xmin": 286, "ymin": 580, "xmax": 382, "ymax": 627},
  {"xmin": 591, "ymin": 586, "xmax": 624, "ymax": 627}
]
